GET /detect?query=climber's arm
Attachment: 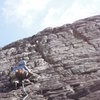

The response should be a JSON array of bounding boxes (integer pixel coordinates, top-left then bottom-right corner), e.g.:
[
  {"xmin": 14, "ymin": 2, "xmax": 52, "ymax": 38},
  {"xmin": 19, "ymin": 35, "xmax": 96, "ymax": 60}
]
[{"xmin": 24, "ymin": 66, "xmax": 33, "ymax": 76}]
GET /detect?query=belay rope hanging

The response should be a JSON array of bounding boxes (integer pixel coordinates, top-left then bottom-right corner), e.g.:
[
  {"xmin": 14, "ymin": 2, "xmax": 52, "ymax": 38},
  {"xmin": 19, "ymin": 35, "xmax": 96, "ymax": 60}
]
[{"xmin": 21, "ymin": 80, "xmax": 28, "ymax": 100}]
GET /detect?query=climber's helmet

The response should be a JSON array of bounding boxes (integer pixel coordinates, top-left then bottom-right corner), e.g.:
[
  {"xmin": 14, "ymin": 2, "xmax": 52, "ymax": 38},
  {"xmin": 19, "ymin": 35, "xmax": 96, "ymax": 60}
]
[{"xmin": 19, "ymin": 60, "xmax": 26, "ymax": 66}]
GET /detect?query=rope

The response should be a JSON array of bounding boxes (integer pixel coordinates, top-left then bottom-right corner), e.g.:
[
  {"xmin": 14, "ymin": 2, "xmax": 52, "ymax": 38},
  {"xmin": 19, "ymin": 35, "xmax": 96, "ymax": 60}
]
[{"xmin": 21, "ymin": 80, "xmax": 28, "ymax": 100}]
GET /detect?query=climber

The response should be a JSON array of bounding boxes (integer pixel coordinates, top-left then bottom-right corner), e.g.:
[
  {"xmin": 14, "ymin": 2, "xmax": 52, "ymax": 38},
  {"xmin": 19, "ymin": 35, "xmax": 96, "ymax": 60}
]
[{"xmin": 9, "ymin": 60, "xmax": 33, "ymax": 88}]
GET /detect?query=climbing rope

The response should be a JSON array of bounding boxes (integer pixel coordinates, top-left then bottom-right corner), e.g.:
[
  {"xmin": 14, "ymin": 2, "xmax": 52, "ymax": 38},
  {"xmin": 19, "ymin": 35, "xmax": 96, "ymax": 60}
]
[{"xmin": 21, "ymin": 80, "xmax": 28, "ymax": 100}]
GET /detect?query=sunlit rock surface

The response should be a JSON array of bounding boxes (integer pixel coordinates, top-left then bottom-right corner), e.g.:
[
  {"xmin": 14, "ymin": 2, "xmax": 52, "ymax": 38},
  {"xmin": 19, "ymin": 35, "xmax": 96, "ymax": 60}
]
[{"xmin": 1, "ymin": 15, "xmax": 100, "ymax": 100}]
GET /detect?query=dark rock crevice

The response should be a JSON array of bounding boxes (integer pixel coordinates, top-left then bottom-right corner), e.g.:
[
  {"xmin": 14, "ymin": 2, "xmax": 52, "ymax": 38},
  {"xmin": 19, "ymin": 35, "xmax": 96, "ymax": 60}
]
[{"xmin": 72, "ymin": 26, "xmax": 97, "ymax": 51}]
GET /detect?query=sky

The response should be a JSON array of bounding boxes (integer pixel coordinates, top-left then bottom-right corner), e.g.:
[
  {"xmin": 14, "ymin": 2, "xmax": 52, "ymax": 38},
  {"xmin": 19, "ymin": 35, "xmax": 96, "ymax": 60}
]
[{"xmin": 0, "ymin": 0, "xmax": 100, "ymax": 47}]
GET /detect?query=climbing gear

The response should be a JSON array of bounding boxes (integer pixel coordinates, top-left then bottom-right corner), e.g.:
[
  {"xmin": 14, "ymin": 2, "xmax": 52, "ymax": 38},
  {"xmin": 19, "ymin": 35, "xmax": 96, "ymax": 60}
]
[
  {"xmin": 9, "ymin": 71, "xmax": 38, "ymax": 100},
  {"xmin": 8, "ymin": 60, "xmax": 35, "ymax": 99},
  {"xmin": 13, "ymin": 65, "xmax": 26, "ymax": 73},
  {"xmin": 22, "ymin": 80, "xmax": 28, "ymax": 100},
  {"xmin": 18, "ymin": 69, "xmax": 23, "ymax": 76},
  {"xmin": 9, "ymin": 77, "xmax": 19, "ymax": 89},
  {"xmin": 12, "ymin": 65, "xmax": 28, "ymax": 80},
  {"xmin": 14, "ymin": 80, "xmax": 19, "ymax": 89},
  {"xmin": 12, "ymin": 79, "xmax": 29, "ymax": 100},
  {"xmin": 19, "ymin": 60, "xmax": 26, "ymax": 66}
]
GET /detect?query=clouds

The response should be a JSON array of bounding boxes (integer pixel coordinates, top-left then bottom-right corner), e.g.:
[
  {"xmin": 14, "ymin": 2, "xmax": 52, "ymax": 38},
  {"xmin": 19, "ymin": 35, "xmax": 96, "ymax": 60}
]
[
  {"xmin": 43, "ymin": 0, "xmax": 100, "ymax": 27},
  {"xmin": 60, "ymin": 0, "xmax": 100, "ymax": 24},
  {"xmin": 1, "ymin": 0, "xmax": 100, "ymax": 47},
  {"xmin": 2, "ymin": 0, "xmax": 100, "ymax": 31},
  {"xmin": 2, "ymin": 0, "xmax": 50, "ymax": 29},
  {"xmin": 43, "ymin": 8, "xmax": 60, "ymax": 27},
  {"xmin": 59, "ymin": 1, "xmax": 92, "ymax": 24}
]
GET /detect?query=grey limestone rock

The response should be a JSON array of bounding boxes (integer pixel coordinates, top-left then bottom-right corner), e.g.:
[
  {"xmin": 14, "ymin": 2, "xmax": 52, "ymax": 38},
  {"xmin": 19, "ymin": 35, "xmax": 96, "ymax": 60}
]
[{"xmin": 1, "ymin": 15, "xmax": 100, "ymax": 100}]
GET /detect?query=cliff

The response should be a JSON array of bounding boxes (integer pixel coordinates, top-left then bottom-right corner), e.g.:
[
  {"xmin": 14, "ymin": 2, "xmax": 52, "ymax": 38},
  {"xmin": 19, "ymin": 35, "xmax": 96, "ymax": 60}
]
[{"xmin": 1, "ymin": 15, "xmax": 100, "ymax": 100}]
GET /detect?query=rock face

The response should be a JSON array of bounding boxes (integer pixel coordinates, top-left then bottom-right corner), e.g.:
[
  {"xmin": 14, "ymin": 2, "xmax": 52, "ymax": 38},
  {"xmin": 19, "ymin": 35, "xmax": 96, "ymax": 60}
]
[{"xmin": 1, "ymin": 15, "xmax": 100, "ymax": 100}]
